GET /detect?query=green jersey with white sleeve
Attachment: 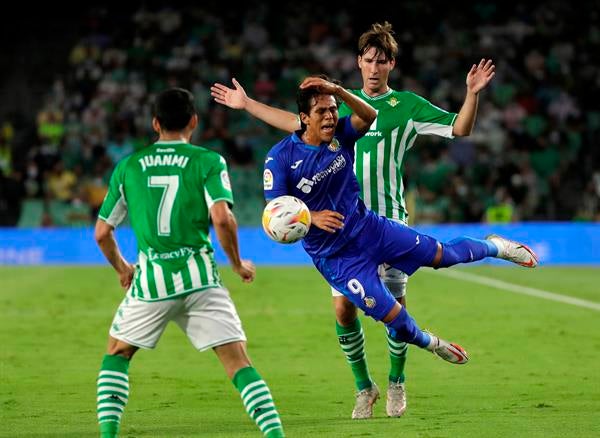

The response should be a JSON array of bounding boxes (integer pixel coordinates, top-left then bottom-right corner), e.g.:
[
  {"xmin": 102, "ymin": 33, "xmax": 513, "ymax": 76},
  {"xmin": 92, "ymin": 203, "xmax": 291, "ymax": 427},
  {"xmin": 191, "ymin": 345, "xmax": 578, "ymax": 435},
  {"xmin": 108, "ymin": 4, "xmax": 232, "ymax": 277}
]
[
  {"xmin": 339, "ymin": 89, "xmax": 457, "ymax": 222},
  {"xmin": 99, "ymin": 140, "xmax": 234, "ymax": 301}
]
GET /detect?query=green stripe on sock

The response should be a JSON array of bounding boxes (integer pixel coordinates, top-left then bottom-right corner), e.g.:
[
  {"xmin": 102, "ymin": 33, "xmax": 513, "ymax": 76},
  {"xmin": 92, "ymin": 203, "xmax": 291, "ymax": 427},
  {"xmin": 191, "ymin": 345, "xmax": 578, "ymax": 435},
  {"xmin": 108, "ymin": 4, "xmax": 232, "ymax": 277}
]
[
  {"xmin": 232, "ymin": 367, "xmax": 284, "ymax": 437},
  {"xmin": 336, "ymin": 319, "xmax": 372, "ymax": 391},
  {"xmin": 100, "ymin": 421, "xmax": 119, "ymax": 438},
  {"xmin": 387, "ymin": 330, "xmax": 408, "ymax": 383},
  {"xmin": 101, "ymin": 353, "xmax": 130, "ymax": 373},
  {"xmin": 264, "ymin": 425, "xmax": 285, "ymax": 438},
  {"xmin": 97, "ymin": 354, "xmax": 130, "ymax": 438},
  {"xmin": 233, "ymin": 366, "xmax": 261, "ymax": 390}
]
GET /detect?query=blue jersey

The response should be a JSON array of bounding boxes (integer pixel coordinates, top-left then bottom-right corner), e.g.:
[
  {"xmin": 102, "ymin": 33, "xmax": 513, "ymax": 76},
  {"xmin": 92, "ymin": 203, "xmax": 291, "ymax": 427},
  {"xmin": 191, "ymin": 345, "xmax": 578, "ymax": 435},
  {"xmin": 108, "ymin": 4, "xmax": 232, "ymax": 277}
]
[
  {"xmin": 264, "ymin": 116, "xmax": 368, "ymax": 257},
  {"xmin": 263, "ymin": 115, "xmax": 441, "ymax": 321}
]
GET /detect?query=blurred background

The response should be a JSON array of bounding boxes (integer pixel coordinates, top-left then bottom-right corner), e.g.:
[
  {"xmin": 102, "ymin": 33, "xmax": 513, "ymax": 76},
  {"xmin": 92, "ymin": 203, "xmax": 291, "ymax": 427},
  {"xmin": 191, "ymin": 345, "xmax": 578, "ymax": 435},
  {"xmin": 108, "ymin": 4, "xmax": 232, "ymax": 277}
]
[{"xmin": 0, "ymin": 0, "xmax": 599, "ymax": 229}]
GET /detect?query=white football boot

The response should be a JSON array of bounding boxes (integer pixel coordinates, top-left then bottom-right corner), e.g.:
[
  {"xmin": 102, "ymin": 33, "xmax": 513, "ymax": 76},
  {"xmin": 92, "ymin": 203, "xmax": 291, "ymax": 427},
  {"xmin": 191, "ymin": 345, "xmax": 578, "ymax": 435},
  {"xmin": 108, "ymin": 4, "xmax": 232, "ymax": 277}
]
[
  {"xmin": 351, "ymin": 382, "xmax": 380, "ymax": 419},
  {"xmin": 426, "ymin": 333, "xmax": 469, "ymax": 364},
  {"xmin": 486, "ymin": 234, "xmax": 539, "ymax": 268},
  {"xmin": 386, "ymin": 382, "xmax": 407, "ymax": 417}
]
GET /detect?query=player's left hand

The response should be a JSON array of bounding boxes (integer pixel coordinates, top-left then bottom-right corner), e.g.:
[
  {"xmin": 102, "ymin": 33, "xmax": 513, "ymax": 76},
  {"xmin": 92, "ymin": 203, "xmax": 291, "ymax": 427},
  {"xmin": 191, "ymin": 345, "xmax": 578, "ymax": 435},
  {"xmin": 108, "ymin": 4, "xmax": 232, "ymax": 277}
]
[
  {"xmin": 118, "ymin": 263, "xmax": 136, "ymax": 290},
  {"xmin": 311, "ymin": 210, "xmax": 344, "ymax": 233},
  {"xmin": 466, "ymin": 59, "xmax": 495, "ymax": 94}
]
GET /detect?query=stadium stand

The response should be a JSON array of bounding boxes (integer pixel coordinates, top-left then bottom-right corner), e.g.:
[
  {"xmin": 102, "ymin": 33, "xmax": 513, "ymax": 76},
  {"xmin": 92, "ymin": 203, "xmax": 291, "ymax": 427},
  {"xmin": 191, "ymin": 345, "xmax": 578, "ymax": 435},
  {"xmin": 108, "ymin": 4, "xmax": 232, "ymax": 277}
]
[{"xmin": 1, "ymin": 1, "xmax": 599, "ymax": 227}]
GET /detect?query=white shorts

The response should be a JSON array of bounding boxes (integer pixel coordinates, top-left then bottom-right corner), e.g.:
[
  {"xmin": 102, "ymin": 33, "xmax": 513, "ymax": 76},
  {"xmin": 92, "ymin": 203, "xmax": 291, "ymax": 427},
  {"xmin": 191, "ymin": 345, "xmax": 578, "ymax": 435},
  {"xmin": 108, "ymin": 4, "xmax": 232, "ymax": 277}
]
[
  {"xmin": 109, "ymin": 287, "xmax": 247, "ymax": 351},
  {"xmin": 331, "ymin": 265, "xmax": 408, "ymax": 298}
]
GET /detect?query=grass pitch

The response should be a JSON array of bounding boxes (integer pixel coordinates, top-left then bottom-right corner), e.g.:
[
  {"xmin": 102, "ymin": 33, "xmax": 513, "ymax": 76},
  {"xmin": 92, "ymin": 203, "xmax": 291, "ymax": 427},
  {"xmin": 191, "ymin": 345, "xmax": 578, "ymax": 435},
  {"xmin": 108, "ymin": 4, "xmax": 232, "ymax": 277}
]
[{"xmin": 1, "ymin": 265, "xmax": 599, "ymax": 437}]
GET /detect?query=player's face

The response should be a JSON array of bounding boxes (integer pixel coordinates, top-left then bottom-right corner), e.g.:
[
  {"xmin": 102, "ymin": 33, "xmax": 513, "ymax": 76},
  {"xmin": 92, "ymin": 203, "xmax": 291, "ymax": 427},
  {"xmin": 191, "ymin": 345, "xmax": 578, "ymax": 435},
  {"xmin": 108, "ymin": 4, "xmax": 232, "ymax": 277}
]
[
  {"xmin": 358, "ymin": 47, "xmax": 395, "ymax": 96},
  {"xmin": 301, "ymin": 95, "xmax": 339, "ymax": 144}
]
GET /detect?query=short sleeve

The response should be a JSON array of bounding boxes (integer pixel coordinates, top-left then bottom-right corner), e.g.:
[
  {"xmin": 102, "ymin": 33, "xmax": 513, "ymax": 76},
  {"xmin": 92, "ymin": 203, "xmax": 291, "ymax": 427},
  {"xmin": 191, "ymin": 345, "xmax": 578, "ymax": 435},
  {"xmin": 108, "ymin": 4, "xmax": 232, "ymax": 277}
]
[
  {"xmin": 204, "ymin": 155, "xmax": 234, "ymax": 209},
  {"xmin": 411, "ymin": 93, "xmax": 457, "ymax": 138},
  {"xmin": 263, "ymin": 152, "xmax": 288, "ymax": 201},
  {"xmin": 98, "ymin": 160, "xmax": 128, "ymax": 227}
]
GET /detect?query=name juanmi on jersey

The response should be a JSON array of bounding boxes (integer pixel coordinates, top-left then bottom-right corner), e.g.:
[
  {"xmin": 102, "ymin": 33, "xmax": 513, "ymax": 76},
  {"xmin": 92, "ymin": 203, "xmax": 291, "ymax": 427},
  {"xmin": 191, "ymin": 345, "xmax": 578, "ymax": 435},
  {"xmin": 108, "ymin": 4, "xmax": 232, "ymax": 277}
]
[{"xmin": 139, "ymin": 154, "xmax": 190, "ymax": 171}]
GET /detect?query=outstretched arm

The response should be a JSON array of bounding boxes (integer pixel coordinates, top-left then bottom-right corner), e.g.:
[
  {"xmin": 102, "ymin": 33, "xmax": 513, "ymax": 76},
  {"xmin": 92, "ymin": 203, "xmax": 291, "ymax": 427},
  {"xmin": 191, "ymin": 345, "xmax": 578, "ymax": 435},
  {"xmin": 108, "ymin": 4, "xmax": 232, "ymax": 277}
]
[
  {"xmin": 452, "ymin": 59, "xmax": 495, "ymax": 137},
  {"xmin": 211, "ymin": 78, "xmax": 299, "ymax": 133},
  {"xmin": 299, "ymin": 77, "xmax": 376, "ymax": 133}
]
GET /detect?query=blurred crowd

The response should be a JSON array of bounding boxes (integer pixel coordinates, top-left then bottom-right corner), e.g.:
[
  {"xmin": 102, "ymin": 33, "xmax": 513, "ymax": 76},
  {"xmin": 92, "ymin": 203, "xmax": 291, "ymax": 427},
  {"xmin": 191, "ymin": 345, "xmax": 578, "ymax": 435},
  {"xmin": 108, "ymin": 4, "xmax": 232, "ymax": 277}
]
[{"xmin": 1, "ymin": 1, "xmax": 599, "ymax": 226}]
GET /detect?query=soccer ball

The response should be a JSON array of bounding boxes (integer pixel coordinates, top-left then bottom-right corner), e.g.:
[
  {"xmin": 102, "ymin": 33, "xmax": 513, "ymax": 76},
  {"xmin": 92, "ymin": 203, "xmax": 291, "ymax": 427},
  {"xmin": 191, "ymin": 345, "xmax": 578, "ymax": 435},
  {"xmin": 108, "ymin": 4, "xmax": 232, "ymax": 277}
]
[{"xmin": 262, "ymin": 195, "xmax": 311, "ymax": 244}]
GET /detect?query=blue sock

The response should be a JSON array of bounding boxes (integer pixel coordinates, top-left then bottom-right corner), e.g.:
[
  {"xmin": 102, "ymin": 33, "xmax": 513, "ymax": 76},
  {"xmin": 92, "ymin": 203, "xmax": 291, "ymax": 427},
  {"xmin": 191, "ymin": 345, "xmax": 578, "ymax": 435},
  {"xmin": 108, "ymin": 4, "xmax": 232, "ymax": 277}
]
[
  {"xmin": 385, "ymin": 307, "xmax": 431, "ymax": 348},
  {"xmin": 438, "ymin": 236, "xmax": 498, "ymax": 268}
]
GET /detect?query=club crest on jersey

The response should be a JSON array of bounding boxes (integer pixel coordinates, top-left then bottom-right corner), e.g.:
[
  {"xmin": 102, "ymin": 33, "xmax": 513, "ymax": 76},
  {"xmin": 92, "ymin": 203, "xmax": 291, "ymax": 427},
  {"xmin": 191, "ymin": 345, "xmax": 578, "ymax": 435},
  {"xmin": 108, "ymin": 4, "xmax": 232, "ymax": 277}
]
[
  {"xmin": 327, "ymin": 139, "xmax": 341, "ymax": 152},
  {"xmin": 364, "ymin": 296, "xmax": 376, "ymax": 308},
  {"xmin": 387, "ymin": 97, "xmax": 399, "ymax": 107}
]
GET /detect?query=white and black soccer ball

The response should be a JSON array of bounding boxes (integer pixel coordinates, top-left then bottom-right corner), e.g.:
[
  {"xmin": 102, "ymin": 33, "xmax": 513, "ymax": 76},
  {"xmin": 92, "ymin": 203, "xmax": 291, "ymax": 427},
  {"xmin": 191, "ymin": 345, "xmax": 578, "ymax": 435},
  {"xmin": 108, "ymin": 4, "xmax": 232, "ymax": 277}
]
[{"xmin": 262, "ymin": 195, "xmax": 311, "ymax": 244}]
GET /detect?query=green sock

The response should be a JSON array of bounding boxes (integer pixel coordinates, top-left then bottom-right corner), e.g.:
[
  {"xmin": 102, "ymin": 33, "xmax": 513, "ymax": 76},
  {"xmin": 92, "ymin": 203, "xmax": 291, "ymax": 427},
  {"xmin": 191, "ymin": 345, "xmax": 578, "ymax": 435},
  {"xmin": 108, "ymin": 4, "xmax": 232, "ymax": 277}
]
[
  {"xmin": 232, "ymin": 366, "xmax": 284, "ymax": 437},
  {"xmin": 97, "ymin": 354, "xmax": 130, "ymax": 438},
  {"xmin": 387, "ymin": 330, "xmax": 408, "ymax": 383},
  {"xmin": 336, "ymin": 319, "xmax": 372, "ymax": 390}
]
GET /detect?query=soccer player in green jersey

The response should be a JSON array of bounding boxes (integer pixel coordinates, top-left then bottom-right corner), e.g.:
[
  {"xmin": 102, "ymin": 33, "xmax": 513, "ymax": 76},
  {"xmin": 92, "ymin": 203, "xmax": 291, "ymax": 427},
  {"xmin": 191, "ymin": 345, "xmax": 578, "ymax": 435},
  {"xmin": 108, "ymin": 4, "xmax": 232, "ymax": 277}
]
[
  {"xmin": 94, "ymin": 88, "xmax": 285, "ymax": 438},
  {"xmin": 211, "ymin": 21, "xmax": 494, "ymax": 420}
]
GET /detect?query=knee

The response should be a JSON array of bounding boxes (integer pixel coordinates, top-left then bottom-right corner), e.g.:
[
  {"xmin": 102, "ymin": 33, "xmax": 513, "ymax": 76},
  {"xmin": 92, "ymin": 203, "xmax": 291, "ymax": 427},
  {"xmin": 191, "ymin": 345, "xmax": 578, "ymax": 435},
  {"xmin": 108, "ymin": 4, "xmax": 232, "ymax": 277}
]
[
  {"xmin": 107, "ymin": 338, "xmax": 137, "ymax": 360},
  {"xmin": 334, "ymin": 298, "xmax": 358, "ymax": 326},
  {"xmin": 383, "ymin": 273, "xmax": 407, "ymax": 299},
  {"xmin": 106, "ymin": 348, "xmax": 135, "ymax": 361}
]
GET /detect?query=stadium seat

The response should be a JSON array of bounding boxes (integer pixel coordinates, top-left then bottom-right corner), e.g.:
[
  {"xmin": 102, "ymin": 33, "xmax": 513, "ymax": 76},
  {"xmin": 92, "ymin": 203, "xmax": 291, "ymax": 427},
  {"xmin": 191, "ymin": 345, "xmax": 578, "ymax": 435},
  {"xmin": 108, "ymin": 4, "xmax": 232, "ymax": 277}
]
[{"xmin": 17, "ymin": 199, "xmax": 44, "ymax": 228}]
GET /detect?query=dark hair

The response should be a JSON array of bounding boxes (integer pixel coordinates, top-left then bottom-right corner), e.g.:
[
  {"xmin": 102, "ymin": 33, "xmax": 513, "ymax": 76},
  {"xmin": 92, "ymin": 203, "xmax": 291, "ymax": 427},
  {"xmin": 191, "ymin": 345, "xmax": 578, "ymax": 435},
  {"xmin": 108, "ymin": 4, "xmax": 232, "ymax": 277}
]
[
  {"xmin": 357, "ymin": 21, "xmax": 398, "ymax": 61},
  {"xmin": 296, "ymin": 74, "xmax": 341, "ymax": 131},
  {"xmin": 152, "ymin": 88, "xmax": 196, "ymax": 131}
]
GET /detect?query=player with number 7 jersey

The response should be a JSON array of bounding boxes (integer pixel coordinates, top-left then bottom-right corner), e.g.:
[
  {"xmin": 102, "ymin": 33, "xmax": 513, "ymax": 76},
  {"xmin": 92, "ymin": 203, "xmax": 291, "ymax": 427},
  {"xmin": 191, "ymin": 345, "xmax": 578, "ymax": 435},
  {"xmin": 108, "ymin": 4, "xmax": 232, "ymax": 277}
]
[
  {"xmin": 99, "ymin": 140, "xmax": 232, "ymax": 301},
  {"xmin": 95, "ymin": 88, "xmax": 285, "ymax": 438}
]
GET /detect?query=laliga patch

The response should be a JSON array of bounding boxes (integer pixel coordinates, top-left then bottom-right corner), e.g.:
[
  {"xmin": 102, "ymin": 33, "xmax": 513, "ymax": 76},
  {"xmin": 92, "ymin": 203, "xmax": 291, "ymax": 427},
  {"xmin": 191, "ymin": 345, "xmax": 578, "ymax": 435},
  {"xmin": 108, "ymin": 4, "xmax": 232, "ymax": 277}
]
[
  {"xmin": 327, "ymin": 138, "xmax": 341, "ymax": 152},
  {"xmin": 220, "ymin": 170, "xmax": 231, "ymax": 190},
  {"xmin": 364, "ymin": 296, "xmax": 376, "ymax": 308},
  {"xmin": 263, "ymin": 169, "xmax": 273, "ymax": 190}
]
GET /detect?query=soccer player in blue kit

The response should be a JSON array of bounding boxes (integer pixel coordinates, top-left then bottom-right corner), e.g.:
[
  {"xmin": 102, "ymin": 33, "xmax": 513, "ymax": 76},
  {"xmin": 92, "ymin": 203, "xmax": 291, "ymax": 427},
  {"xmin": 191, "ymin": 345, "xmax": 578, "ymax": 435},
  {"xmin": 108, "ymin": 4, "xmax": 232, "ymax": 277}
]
[{"xmin": 263, "ymin": 75, "xmax": 538, "ymax": 367}]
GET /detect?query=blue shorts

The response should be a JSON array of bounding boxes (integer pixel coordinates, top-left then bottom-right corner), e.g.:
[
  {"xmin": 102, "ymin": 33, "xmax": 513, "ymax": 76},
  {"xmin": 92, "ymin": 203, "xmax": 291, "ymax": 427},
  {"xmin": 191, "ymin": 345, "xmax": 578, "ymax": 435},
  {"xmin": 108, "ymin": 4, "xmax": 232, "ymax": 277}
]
[{"xmin": 313, "ymin": 211, "xmax": 438, "ymax": 321}]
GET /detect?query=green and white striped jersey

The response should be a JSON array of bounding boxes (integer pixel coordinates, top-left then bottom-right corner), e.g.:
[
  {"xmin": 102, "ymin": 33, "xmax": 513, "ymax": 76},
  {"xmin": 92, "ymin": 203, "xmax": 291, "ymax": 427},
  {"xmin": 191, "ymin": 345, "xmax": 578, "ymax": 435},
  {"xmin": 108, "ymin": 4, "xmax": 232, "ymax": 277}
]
[
  {"xmin": 99, "ymin": 140, "xmax": 234, "ymax": 301},
  {"xmin": 340, "ymin": 89, "xmax": 457, "ymax": 222}
]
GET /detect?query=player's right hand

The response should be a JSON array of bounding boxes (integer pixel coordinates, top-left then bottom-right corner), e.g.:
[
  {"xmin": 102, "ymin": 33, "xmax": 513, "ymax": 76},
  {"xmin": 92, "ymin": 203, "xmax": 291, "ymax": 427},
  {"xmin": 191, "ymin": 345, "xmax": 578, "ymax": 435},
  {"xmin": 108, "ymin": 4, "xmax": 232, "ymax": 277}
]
[
  {"xmin": 311, "ymin": 210, "xmax": 344, "ymax": 233},
  {"xmin": 210, "ymin": 78, "xmax": 248, "ymax": 109},
  {"xmin": 299, "ymin": 76, "xmax": 340, "ymax": 95},
  {"xmin": 234, "ymin": 259, "xmax": 256, "ymax": 283}
]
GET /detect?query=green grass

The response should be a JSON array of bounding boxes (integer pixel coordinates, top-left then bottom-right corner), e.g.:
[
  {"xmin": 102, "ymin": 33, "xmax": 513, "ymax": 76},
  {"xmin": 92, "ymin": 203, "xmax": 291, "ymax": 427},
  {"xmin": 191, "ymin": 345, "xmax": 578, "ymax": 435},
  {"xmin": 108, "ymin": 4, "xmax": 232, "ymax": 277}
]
[{"xmin": 1, "ymin": 265, "xmax": 599, "ymax": 437}]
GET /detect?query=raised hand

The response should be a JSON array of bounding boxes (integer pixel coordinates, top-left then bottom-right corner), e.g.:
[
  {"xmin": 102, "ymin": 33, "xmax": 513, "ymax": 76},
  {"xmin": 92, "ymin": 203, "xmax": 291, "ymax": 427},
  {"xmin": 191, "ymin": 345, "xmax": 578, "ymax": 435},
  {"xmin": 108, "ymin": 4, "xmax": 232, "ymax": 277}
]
[
  {"xmin": 211, "ymin": 78, "xmax": 248, "ymax": 109},
  {"xmin": 299, "ymin": 76, "xmax": 340, "ymax": 94},
  {"xmin": 466, "ymin": 59, "xmax": 495, "ymax": 94},
  {"xmin": 311, "ymin": 210, "xmax": 345, "ymax": 233}
]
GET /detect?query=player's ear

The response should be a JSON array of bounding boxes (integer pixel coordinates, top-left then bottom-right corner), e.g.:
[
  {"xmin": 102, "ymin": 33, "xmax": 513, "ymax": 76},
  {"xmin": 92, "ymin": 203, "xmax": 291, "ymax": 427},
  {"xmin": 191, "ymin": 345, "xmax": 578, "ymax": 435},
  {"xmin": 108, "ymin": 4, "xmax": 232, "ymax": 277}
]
[
  {"xmin": 189, "ymin": 114, "xmax": 199, "ymax": 131},
  {"xmin": 151, "ymin": 117, "xmax": 161, "ymax": 134},
  {"xmin": 299, "ymin": 112, "xmax": 310, "ymax": 126}
]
